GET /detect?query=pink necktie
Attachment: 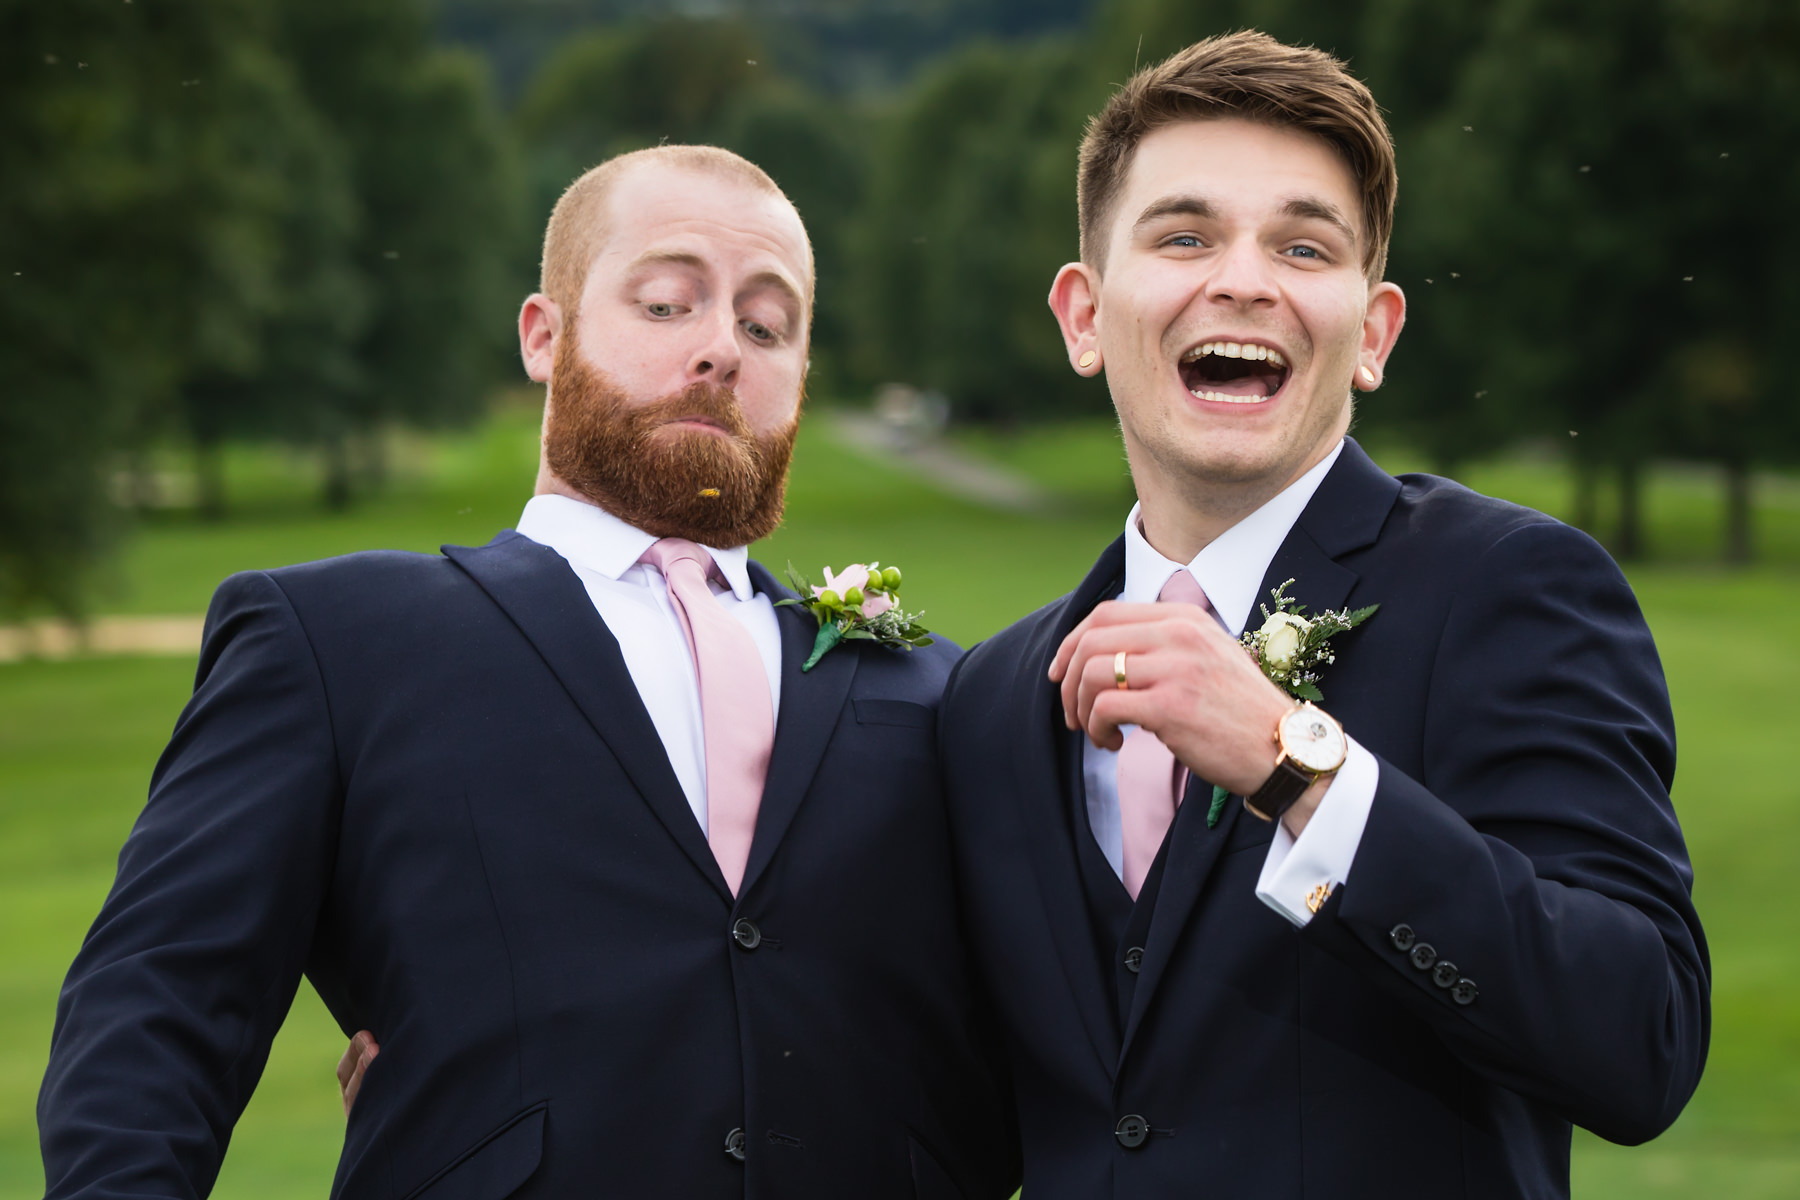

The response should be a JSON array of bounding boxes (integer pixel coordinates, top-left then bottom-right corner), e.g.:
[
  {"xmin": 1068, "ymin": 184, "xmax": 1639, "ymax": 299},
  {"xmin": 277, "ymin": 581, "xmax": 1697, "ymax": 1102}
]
[
  {"xmin": 640, "ymin": 539, "xmax": 773, "ymax": 896},
  {"xmin": 1116, "ymin": 568, "xmax": 1212, "ymax": 900}
]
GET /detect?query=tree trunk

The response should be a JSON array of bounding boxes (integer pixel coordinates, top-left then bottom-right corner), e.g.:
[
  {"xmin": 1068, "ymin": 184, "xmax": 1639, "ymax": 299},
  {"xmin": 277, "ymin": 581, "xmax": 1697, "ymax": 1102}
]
[
  {"xmin": 357, "ymin": 427, "xmax": 388, "ymax": 492},
  {"xmin": 322, "ymin": 433, "xmax": 352, "ymax": 512},
  {"xmin": 1724, "ymin": 457, "xmax": 1753, "ymax": 566},
  {"xmin": 1572, "ymin": 456, "xmax": 1600, "ymax": 535},
  {"xmin": 195, "ymin": 437, "xmax": 227, "ymax": 522},
  {"xmin": 1615, "ymin": 459, "xmax": 1645, "ymax": 561}
]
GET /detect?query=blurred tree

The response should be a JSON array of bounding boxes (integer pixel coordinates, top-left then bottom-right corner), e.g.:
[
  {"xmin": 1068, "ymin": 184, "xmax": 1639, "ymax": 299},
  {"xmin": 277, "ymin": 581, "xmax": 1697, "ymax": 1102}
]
[
  {"xmin": 1405, "ymin": 0, "xmax": 1800, "ymax": 559},
  {"xmin": 0, "ymin": 0, "xmax": 310, "ymax": 610},
  {"xmin": 516, "ymin": 19, "xmax": 764, "ymax": 166},
  {"xmin": 1650, "ymin": 0, "xmax": 1800, "ymax": 561},
  {"xmin": 848, "ymin": 39, "xmax": 1106, "ymax": 421},
  {"xmin": 273, "ymin": 0, "xmax": 520, "ymax": 509}
]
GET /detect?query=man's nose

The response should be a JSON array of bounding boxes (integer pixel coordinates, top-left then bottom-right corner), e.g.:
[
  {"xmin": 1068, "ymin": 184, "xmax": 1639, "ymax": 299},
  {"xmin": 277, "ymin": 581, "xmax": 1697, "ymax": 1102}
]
[
  {"xmin": 688, "ymin": 308, "xmax": 741, "ymax": 389},
  {"xmin": 1203, "ymin": 238, "xmax": 1280, "ymax": 308}
]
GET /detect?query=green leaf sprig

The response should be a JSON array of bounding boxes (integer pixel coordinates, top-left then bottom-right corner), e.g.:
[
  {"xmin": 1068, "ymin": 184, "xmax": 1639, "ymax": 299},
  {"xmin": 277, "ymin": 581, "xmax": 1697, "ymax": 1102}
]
[{"xmin": 776, "ymin": 561, "xmax": 934, "ymax": 671}]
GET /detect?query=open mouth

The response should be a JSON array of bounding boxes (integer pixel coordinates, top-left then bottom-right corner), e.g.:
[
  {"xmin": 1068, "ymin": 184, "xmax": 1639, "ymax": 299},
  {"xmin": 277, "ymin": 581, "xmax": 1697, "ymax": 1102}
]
[{"xmin": 1178, "ymin": 341, "xmax": 1291, "ymax": 405}]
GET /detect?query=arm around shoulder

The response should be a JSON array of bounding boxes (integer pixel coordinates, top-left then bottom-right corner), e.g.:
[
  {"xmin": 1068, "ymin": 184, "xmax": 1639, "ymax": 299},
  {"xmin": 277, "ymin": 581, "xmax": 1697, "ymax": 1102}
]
[{"xmin": 39, "ymin": 570, "xmax": 346, "ymax": 1198}]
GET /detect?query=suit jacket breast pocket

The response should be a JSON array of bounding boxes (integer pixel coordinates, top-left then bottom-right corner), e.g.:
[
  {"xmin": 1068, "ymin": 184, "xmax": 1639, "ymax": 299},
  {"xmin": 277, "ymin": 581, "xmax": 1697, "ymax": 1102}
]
[
  {"xmin": 853, "ymin": 698, "xmax": 936, "ymax": 730},
  {"xmin": 405, "ymin": 1103, "xmax": 547, "ymax": 1200}
]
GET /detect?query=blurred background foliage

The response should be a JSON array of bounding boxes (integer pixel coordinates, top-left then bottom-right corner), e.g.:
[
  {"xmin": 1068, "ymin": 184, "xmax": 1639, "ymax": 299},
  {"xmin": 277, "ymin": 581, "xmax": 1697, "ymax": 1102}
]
[{"xmin": 4, "ymin": 0, "xmax": 1798, "ymax": 608}]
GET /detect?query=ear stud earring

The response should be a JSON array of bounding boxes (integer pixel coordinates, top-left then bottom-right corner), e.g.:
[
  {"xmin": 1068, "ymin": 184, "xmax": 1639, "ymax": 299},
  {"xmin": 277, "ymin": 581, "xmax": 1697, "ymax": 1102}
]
[{"xmin": 1078, "ymin": 351, "xmax": 1098, "ymax": 370}]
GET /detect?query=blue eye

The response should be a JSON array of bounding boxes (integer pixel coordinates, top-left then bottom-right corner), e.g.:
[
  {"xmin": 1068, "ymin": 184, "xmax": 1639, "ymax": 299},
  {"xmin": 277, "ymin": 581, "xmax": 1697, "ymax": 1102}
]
[
  {"xmin": 1167, "ymin": 235, "xmax": 1202, "ymax": 248},
  {"xmin": 646, "ymin": 302, "xmax": 676, "ymax": 317},
  {"xmin": 743, "ymin": 319, "xmax": 775, "ymax": 343},
  {"xmin": 1285, "ymin": 246, "xmax": 1322, "ymax": 259}
]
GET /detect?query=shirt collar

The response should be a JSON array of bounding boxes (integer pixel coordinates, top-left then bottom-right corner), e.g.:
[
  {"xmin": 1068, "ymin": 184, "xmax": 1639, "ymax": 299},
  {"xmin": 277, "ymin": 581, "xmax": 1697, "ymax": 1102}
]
[
  {"xmin": 1121, "ymin": 439, "xmax": 1345, "ymax": 636},
  {"xmin": 514, "ymin": 493, "xmax": 757, "ymax": 601}
]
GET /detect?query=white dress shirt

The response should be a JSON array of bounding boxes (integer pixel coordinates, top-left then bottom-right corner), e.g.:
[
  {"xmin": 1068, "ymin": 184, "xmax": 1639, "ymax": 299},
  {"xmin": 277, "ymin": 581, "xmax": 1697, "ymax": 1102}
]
[
  {"xmin": 515, "ymin": 495, "xmax": 783, "ymax": 833},
  {"xmin": 1081, "ymin": 440, "xmax": 1379, "ymax": 926}
]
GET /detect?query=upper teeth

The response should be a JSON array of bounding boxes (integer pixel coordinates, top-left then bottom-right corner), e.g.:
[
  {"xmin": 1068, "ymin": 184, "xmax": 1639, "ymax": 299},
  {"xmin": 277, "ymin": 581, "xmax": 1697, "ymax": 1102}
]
[{"xmin": 1182, "ymin": 341, "xmax": 1287, "ymax": 368}]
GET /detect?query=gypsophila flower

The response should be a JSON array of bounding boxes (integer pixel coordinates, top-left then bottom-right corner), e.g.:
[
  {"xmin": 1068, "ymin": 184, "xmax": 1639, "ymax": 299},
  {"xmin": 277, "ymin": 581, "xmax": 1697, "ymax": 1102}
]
[{"xmin": 1240, "ymin": 580, "xmax": 1378, "ymax": 702}]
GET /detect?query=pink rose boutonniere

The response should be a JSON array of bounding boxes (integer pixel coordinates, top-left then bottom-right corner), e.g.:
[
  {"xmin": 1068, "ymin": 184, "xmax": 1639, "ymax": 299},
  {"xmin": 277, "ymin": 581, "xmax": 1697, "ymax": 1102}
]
[{"xmin": 777, "ymin": 561, "xmax": 935, "ymax": 671}]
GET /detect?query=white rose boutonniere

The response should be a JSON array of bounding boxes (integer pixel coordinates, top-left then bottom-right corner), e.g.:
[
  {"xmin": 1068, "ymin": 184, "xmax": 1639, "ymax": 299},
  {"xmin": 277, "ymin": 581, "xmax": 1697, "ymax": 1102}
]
[
  {"xmin": 1240, "ymin": 579, "xmax": 1378, "ymax": 703},
  {"xmin": 1206, "ymin": 581, "xmax": 1378, "ymax": 829}
]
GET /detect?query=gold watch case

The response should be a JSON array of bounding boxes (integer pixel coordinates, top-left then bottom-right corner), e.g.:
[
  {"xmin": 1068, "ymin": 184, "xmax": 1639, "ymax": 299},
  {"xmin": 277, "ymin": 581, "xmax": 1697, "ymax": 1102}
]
[{"xmin": 1275, "ymin": 702, "xmax": 1348, "ymax": 777}]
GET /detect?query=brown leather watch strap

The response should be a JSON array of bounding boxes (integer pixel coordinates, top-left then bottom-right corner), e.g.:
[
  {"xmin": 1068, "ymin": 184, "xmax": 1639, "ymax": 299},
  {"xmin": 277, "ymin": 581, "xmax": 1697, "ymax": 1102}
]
[{"xmin": 1242, "ymin": 757, "xmax": 1315, "ymax": 822}]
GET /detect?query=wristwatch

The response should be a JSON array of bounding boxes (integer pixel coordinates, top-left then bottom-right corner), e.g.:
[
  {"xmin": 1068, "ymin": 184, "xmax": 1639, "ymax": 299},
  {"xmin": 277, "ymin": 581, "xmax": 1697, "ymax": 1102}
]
[{"xmin": 1242, "ymin": 702, "xmax": 1348, "ymax": 822}]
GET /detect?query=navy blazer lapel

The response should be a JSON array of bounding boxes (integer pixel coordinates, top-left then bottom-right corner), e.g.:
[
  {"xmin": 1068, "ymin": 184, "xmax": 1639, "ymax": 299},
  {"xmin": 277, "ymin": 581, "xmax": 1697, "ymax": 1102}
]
[
  {"xmin": 1011, "ymin": 535, "xmax": 1129, "ymax": 1079},
  {"xmin": 1260, "ymin": 439, "xmax": 1397, "ymax": 617},
  {"xmin": 1118, "ymin": 439, "xmax": 1400, "ymax": 1062},
  {"xmin": 736, "ymin": 560, "xmax": 857, "ymax": 902},
  {"xmin": 443, "ymin": 532, "xmax": 732, "ymax": 904}
]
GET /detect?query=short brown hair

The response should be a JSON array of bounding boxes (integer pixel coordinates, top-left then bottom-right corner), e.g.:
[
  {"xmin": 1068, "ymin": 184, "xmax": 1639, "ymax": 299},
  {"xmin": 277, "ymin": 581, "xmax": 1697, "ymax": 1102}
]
[
  {"xmin": 540, "ymin": 144, "xmax": 813, "ymax": 315},
  {"xmin": 1077, "ymin": 31, "xmax": 1396, "ymax": 280}
]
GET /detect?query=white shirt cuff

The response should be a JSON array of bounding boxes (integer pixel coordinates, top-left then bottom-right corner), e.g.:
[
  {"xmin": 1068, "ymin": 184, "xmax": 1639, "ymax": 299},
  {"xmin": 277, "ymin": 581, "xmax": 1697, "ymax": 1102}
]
[{"xmin": 1255, "ymin": 739, "xmax": 1379, "ymax": 927}]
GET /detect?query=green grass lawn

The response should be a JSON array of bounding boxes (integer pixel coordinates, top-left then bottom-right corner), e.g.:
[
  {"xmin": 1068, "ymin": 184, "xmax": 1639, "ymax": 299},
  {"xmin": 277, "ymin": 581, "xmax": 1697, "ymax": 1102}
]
[{"xmin": 4, "ymin": 411, "xmax": 1796, "ymax": 1197}]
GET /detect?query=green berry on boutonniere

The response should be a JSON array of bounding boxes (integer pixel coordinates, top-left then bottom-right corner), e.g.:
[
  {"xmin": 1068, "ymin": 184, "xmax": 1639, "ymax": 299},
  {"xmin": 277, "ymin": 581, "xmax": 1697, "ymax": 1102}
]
[
  {"xmin": 1207, "ymin": 580, "xmax": 1377, "ymax": 829},
  {"xmin": 776, "ymin": 561, "xmax": 935, "ymax": 671}
]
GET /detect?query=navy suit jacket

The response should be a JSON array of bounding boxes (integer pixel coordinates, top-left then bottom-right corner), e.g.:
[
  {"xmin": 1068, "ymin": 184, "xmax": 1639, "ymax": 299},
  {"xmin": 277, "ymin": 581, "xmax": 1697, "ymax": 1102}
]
[
  {"xmin": 40, "ymin": 531, "xmax": 1019, "ymax": 1200},
  {"xmin": 939, "ymin": 440, "xmax": 1708, "ymax": 1199}
]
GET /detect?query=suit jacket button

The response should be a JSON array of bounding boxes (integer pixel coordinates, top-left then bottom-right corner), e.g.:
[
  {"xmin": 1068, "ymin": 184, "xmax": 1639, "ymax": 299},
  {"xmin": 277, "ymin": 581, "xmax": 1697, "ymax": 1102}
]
[
  {"xmin": 1123, "ymin": 946, "xmax": 1144, "ymax": 974},
  {"xmin": 1115, "ymin": 1114, "xmax": 1150, "ymax": 1149},
  {"xmin": 1452, "ymin": 978, "xmax": 1479, "ymax": 1006},
  {"xmin": 725, "ymin": 1127, "xmax": 747, "ymax": 1161},
  {"xmin": 732, "ymin": 919, "xmax": 762, "ymax": 950},
  {"xmin": 1409, "ymin": 942, "xmax": 1438, "ymax": 971},
  {"xmin": 1389, "ymin": 923, "xmax": 1416, "ymax": 952},
  {"xmin": 1432, "ymin": 961, "xmax": 1459, "ymax": 989}
]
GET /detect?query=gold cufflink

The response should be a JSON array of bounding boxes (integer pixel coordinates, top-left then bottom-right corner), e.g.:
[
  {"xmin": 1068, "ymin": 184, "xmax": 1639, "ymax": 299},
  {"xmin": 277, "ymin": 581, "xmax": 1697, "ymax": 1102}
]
[{"xmin": 1306, "ymin": 882, "xmax": 1333, "ymax": 914}]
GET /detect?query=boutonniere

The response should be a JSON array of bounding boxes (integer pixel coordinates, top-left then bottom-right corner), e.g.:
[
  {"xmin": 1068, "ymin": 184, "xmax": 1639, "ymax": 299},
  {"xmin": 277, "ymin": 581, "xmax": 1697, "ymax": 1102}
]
[
  {"xmin": 776, "ymin": 561, "xmax": 935, "ymax": 672},
  {"xmin": 1239, "ymin": 579, "xmax": 1379, "ymax": 703},
  {"xmin": 1208, "ymin": 580, "xmax": 1378, "ymax": 828}
]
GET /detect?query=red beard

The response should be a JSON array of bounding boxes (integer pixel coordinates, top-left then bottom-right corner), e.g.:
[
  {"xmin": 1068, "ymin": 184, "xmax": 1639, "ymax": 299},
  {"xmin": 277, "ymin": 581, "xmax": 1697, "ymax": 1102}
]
[{"xmin": 542, "ymin": 331, "xmax": 798, "ymax": 547}]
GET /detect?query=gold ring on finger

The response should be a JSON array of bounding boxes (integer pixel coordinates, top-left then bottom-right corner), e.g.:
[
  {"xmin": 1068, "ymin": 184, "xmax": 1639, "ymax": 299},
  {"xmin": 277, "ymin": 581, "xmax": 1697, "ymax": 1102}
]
[{"xmin": 1114, "ymin": 650, "xmax": 1130, "ymax": 690}]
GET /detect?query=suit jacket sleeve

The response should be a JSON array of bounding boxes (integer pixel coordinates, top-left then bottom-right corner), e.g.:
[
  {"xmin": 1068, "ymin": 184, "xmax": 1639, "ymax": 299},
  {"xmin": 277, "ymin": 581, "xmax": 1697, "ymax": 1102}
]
[
  {"xmin": 1303, "ymin": 520, "xmax": 1708, "ymax": 1145},
  {"xmin": 38, "ymin": 571, "xmax": 343, "ymax": 1199}
]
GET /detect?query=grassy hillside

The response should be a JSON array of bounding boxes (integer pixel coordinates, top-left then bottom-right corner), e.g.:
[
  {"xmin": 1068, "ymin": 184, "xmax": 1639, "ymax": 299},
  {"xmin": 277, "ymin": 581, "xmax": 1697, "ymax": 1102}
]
[{"xmin": 3, "ymin": 411, "xmax": 1795, "ymax": 1197}]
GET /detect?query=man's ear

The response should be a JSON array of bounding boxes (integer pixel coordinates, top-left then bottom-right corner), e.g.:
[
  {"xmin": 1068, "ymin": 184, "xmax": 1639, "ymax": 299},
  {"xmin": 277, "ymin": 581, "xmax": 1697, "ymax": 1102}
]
[
  {"xmin": 1048, "ymin": 262, "xmax": 1104, "ymax": 376},
  {"xmin": 1355, "ymin": 281, "xmax": 1406, "ymax": 389},
  {"xmin": 519, "ymin": 294, "xmax": 561, "ymax": 384}
]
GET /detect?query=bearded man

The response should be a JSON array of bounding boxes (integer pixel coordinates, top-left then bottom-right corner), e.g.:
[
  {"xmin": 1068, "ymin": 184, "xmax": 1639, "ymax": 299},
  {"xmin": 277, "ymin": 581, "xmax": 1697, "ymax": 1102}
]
[{"xmin": 39, "ymin": 146, "xmax": 1018, "ymax": 1200}]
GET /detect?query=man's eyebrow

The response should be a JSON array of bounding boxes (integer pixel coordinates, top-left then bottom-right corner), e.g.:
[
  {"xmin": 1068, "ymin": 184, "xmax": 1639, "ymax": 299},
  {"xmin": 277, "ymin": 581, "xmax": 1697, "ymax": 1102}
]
[
  {"xmin": 625, "ymin": 249, "xmax": 707, "ymax": 275},
  {"xmin": 1279, "ymin": 196, "xmax": 1357, "ymax": 244},
  {"xmin": 741, "ymin": 269, "xmax": 805, "ymax": 315},
  {"xmin": 625, "ymin": 250, "xmax": 805, "ymax": 313},
  {"xmin": 1131, "ymin": 194, "xmax": 1219, "ymax": 234}
]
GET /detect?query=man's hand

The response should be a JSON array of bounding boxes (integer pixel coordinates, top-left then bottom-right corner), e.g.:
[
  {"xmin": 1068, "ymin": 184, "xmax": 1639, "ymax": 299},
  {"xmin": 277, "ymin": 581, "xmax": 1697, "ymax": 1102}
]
[
  {"xmin": 336, "ymin": 1030, "xmax": 380, "ymax": 1116},
  {"xmin": 1049, "ymin": 600, "xmax": 1294, "ymax": 800}
]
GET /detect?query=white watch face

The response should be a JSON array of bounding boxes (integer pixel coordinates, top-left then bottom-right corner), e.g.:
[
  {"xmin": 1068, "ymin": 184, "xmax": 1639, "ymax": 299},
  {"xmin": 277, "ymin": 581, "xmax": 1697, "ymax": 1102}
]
[{"xmin": 1280, "ymin": 705, "xmax": 1347, "ymax": 774}]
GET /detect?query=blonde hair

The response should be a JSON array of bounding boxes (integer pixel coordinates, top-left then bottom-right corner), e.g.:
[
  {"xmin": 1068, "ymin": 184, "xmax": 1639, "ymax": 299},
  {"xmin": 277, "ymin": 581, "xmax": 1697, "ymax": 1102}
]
[{"xmin": 539, "ymin": 144, "xmax": 813, "ymax": 314}]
